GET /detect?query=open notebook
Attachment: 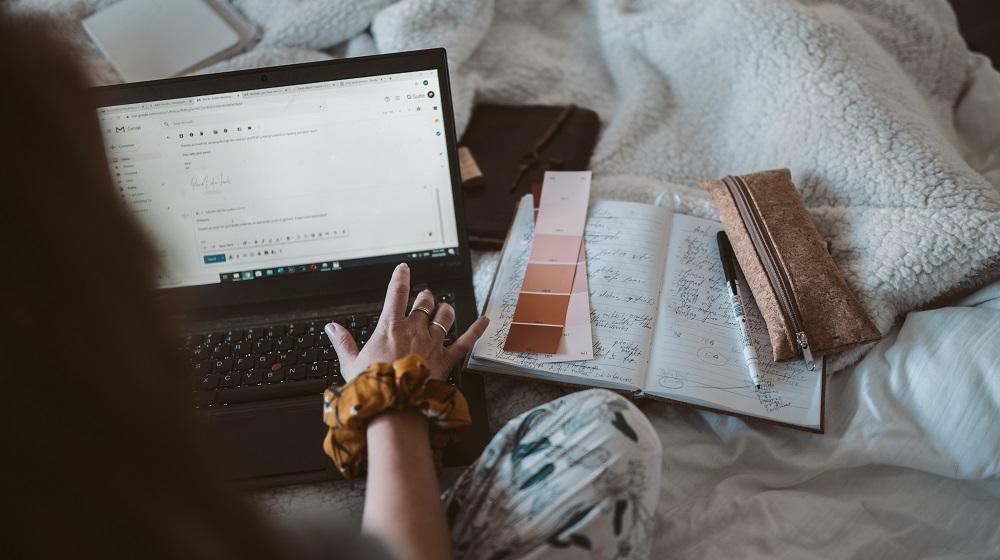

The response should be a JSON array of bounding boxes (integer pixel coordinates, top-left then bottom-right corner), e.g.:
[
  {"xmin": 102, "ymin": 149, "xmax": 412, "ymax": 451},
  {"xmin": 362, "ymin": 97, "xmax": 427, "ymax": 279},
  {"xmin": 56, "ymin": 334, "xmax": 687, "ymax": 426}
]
[{"xmin": 469, "ymin": 196, "xmax": 826, "ymax": 432}]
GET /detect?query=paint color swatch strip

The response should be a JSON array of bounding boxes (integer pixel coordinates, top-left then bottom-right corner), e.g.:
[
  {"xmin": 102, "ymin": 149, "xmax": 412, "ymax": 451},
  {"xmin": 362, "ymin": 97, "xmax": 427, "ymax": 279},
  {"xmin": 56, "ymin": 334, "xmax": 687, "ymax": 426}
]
[
  {"xmin": 535, "ymin": 238, "xmax": 595, "ymax": 362},
  {"xmin": 504, "ymin": 171, "xmax": 591, "ymax": 353}
]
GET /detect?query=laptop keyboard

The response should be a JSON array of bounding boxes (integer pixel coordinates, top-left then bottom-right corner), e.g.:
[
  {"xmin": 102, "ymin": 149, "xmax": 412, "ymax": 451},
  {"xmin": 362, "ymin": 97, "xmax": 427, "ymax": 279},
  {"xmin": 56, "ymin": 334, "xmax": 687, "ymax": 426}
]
[{"xmin": 184, "ymin": 293, "xmax": 456, "ymax": 409}]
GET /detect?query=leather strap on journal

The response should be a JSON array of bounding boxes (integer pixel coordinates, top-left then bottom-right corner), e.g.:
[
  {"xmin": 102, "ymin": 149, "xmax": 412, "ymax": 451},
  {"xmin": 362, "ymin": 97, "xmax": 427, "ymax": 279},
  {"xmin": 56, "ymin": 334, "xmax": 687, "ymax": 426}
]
[{"xmin": 459, "ymin": 104, "xmax": 600, "ymax": 248}]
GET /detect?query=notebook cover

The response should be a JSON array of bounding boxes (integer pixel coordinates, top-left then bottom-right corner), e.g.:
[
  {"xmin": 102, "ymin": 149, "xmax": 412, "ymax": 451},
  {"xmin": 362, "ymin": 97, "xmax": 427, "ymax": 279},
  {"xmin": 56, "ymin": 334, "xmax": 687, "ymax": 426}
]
[{"xmin": 459, "ymin": 104, "xmax": 600, "ymax": 249}]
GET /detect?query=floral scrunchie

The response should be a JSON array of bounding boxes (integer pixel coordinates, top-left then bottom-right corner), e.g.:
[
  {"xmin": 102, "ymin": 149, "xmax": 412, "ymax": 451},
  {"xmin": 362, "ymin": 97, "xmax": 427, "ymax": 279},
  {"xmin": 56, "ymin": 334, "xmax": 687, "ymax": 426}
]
[{"xmin": 322, "ymin": 354, "xmax": 471, "ymax": 478}]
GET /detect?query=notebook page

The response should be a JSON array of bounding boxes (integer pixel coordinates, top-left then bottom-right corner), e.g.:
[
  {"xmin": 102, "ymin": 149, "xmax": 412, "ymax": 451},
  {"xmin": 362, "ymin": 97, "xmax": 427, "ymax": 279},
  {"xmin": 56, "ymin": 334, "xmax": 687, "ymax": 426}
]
[
  {"xmin": 643, "ymin": 214, "xmax": 821, "ymax": 428},
  {"xmin": 472, "ymin": 197, "xmax": 670, "ymax": 390}
]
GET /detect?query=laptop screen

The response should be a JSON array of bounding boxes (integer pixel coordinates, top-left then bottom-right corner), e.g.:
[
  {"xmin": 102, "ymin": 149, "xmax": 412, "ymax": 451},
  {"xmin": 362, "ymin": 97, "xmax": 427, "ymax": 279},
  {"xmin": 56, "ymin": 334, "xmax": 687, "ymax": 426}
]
[{"xmin": 97, "ymin": 69, "xmax": 458, "ymax": 289}]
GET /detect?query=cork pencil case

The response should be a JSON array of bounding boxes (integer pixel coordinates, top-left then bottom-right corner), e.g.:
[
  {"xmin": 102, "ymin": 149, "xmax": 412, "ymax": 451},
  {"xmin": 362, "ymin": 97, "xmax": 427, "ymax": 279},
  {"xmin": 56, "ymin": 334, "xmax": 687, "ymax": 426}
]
[{"xmin": 703, "ymin": 169, "xmax": 880, "ymax": 370}]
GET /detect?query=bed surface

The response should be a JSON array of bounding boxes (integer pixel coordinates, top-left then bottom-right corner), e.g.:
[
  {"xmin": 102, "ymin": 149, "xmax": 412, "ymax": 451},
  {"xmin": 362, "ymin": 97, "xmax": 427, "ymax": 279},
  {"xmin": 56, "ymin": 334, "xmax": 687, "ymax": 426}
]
[{"xmin": 12, "ymin": 0, "xmax": 1000, "ymax": 557}]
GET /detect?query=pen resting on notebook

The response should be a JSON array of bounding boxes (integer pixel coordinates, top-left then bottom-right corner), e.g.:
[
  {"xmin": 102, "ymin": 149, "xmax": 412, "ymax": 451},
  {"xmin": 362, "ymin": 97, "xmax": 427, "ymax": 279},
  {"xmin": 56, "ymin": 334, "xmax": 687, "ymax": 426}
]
[{"xmin": 717, "ymin": 231, "xmax": 763, "ymax": 389}]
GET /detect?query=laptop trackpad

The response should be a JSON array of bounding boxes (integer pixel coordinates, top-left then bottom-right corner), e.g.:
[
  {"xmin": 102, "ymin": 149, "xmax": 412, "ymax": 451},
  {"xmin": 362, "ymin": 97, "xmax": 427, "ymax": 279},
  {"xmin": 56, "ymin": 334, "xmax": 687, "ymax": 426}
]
[{"xmin": 209, "ymin": 399, "xmax": 328, "ymax": 479}]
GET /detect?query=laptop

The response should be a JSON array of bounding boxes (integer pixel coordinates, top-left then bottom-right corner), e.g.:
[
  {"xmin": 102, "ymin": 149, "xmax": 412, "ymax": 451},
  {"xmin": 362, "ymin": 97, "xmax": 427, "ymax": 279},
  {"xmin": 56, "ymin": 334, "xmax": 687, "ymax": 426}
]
[{"xmin": 91, "ymin": 49, "xmax": 490, "ymax": 487}]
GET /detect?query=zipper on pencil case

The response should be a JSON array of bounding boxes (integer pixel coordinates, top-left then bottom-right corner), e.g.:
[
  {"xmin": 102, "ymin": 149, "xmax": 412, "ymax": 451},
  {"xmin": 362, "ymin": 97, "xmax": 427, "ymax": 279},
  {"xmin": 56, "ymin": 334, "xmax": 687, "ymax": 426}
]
[{"xmin": 722, "ymin": 175, "xmax": 817, "ymax": 371}]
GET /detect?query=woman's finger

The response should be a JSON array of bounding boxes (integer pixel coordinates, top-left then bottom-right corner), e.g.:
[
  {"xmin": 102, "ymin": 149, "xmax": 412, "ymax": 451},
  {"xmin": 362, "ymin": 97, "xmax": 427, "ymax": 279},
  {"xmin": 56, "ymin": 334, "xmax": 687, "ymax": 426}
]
[
  {"xmin": 324, "ymin": 322, "xmax": 359, "ymax": 374},
  {"xmin": 378, "ymin": 263, "xmax": 410, "ymax": 326},
  {"xmin": 408, "ymin": 289, "xmax": 435, "ymax": 322},
  {"xmin": 428, "ymin": 303, "xmax": 455, "ymax": 341},
  {"xmin": 444, "ymin": 316, "xmax": 489, "ymax": 363}
]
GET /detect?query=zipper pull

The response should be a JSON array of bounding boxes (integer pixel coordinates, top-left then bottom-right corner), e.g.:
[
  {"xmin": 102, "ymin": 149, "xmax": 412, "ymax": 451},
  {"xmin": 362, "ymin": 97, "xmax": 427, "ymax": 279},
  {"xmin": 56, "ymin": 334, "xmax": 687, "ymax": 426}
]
[{"xmin": 796, "ymin": 331, "xmax": 816, "ymax": 371}]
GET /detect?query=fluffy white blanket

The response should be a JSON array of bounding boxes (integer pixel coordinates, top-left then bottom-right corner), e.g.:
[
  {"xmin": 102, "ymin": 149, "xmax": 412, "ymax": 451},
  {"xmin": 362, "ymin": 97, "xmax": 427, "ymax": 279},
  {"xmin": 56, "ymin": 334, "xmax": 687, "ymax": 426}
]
[{"xmin": 13, "ymin": 0, "xmax": 1000, "ymax": 557}]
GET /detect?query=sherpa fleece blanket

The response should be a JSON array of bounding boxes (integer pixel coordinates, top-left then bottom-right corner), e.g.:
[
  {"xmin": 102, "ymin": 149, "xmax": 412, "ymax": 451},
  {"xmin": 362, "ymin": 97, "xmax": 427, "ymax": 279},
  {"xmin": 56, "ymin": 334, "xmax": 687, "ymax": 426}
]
[{"xmin": 11, "ymin": 0, "xmax": 1000, "ymax": 557}]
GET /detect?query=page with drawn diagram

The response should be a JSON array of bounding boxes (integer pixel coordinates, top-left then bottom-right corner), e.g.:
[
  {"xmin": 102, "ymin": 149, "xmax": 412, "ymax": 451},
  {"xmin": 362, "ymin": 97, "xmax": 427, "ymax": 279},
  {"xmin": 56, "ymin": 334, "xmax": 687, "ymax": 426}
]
[{"xmin": 643, "ymin": 214, "xmax": 823, "ymax": 430}]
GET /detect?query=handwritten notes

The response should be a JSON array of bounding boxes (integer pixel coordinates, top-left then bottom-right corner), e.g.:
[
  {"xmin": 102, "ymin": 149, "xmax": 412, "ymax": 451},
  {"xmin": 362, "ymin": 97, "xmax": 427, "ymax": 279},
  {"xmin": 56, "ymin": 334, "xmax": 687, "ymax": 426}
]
[
  {"xmin": 471, "ymin": 197, "xmax": 823, "ymax": 429},
  {"xmin": 644, "ymin": 215, "xmax": 822, "ymax": 428},
  {"xmin": 472, "ymin": 197, "xmax": 669, "ymax": 390}
]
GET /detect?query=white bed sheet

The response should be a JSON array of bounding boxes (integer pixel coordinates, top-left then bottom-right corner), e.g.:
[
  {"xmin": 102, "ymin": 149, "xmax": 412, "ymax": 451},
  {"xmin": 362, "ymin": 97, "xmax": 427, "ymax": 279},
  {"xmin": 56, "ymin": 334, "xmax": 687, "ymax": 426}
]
[
  {"xmin": 644, "ymin": 54, "xmax": 1000, "ymax": 558},
  {"xmin": 639, "ymin": 54, "xmax": 1000, "ymax": 559}
]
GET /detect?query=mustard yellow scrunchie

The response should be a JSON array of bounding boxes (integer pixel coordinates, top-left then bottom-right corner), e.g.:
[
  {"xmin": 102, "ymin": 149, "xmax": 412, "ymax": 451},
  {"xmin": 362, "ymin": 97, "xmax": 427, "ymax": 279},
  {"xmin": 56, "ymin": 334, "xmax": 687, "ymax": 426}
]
[{"xmin": 322, "ymin": 354, "xmax": 470, "ymax": 478}]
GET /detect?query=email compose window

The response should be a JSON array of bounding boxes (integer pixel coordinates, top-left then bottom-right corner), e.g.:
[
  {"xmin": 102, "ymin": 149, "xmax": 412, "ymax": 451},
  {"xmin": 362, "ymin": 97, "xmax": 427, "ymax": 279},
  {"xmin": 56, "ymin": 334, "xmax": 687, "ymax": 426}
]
[{"xmin": 97, "ymin": 70, "xmax": 458, "ymax": 288}]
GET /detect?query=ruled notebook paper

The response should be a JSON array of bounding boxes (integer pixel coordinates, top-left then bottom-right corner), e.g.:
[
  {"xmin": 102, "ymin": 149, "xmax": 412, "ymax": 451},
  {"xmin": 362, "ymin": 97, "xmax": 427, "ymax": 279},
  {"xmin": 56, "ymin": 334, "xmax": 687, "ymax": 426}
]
[
  {"xmin": 471, "ymin": 197, "xmax": 669, "ymax": 390},
  {"xmin": 643, "ymin": 214, "xmax": 822, "ymax": 429}
]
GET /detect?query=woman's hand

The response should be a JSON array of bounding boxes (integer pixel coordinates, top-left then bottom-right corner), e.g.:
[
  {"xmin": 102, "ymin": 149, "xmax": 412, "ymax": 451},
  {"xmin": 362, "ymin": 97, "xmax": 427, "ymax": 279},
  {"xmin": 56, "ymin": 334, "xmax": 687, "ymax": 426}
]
[{"xmin": 324, "ymin": 263, "xmax": 489, "ymax": 382}]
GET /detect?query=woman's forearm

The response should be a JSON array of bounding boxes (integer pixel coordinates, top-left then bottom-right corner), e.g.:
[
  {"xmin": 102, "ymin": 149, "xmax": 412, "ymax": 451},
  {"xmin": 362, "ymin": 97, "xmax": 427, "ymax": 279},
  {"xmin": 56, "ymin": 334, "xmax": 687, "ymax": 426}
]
[{"xmin": 363, "ymin": 409, "xmax": 451, "ymax": 560}]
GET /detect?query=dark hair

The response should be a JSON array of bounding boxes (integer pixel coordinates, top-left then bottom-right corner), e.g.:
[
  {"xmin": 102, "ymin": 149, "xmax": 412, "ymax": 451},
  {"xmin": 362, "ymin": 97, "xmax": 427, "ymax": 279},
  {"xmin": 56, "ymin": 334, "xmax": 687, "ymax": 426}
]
[{"xmin": 0, "ymin": 14, "xmax": 288, "ymax": 559}]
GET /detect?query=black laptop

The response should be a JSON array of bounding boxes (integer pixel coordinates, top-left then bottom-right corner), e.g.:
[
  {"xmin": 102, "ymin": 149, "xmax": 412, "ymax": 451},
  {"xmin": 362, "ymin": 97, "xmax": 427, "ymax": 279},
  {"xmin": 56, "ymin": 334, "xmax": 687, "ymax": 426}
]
[{"xmin": 91, "ymin": 49, "xmax": 489, "ymax": 487}]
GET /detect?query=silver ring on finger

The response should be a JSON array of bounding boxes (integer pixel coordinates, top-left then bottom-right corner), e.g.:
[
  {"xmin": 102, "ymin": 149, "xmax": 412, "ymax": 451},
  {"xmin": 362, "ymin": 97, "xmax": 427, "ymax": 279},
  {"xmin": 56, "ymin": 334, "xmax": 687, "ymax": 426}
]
[
  {"xmin": 430, "ymin": 320, "xmax": 449, "ymax": 337},
  {"xmin": 412, "ymin": 305, "xmax": 433, "ymax": 317}
]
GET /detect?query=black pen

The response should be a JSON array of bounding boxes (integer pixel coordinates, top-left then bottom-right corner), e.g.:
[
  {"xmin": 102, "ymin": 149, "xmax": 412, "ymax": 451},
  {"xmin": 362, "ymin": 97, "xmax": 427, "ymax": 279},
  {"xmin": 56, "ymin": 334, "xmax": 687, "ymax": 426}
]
[{"xmin": 716, "ymin": 231, "xmax": 763, "ymax": 389}]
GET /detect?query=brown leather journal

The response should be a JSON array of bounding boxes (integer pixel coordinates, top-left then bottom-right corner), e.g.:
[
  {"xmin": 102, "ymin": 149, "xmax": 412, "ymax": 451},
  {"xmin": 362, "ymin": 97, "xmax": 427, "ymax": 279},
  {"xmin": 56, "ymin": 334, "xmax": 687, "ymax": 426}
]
[
  {"xmin": 704, "ymin": 169, "xmax": 881, "ymax": 368},
  {"xmin": 459, "ymin": 104, "xmax": 600, "ymax": 248}
]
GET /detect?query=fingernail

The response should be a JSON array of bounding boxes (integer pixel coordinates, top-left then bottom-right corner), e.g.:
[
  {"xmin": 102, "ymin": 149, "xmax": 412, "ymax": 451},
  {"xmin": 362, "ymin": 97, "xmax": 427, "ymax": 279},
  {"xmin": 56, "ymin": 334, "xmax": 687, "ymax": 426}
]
[
  {"xmin": 399, "ymin": 262, "xmax": 409, "ymax": 270},
  {"xmin": 324, "ymin": 322, "xmax": 338, "ymax": 340},
  {"xmin": 422, "ymin": 288, "xmax": 432, "ymax": 294}
]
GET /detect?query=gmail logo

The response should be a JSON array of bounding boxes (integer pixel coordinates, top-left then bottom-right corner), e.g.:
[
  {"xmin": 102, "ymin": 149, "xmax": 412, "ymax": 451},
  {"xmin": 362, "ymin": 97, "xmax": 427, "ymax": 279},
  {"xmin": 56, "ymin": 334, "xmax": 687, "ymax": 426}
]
[{"xmin": 114, "ymin": 126, "xmax": 126, "ymax": 133}]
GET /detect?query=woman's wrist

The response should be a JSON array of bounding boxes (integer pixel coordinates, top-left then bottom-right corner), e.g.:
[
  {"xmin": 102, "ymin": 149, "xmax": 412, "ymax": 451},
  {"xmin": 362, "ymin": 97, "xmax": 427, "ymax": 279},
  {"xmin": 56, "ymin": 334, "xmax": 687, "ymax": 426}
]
[{"xmin": 368, "ymin": 408, "xmax": 429, "ymax": 441}]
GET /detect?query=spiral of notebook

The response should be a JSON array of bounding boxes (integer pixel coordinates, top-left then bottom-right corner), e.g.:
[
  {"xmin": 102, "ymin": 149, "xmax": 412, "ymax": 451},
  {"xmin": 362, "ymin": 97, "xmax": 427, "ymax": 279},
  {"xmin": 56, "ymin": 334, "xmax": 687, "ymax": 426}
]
[{"xmin": 469, "ymin": 180, "xmax": 826, "ymax": 432}]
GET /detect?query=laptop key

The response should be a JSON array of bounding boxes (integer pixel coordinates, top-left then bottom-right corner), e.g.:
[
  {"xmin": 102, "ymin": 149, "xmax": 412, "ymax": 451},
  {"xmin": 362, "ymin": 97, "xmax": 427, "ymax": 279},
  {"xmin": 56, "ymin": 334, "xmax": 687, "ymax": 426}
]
[
  {"xmin": 204, "ymin": 331, "xmax": 227, "ymax": 346},
  {"xmin": 211, "ymin": 343, "xmax": 231, "ymax": 358},
  {"xmin": 295, "ymin": 334, "xmax": 314, "ymax": 349},
  {"xmin": 245, "ymin": 328, "xmax": 265, "ymax": 340},
  {"xmin": 199, "ymin": 374, "xmax": 220, "ymax": 390},
  {"xmin": 218, "ymin": 378, "xmax": 328, "ymax": 405},
  {"xmin": 231, "ymin": 342, "xmax": 251, "ymax": 357},
  {"xmin": 213, "ymin": 358, "xmax": 234, "ymax": 373},
  {"xmin": 287, "ymin": 323, "xmax": 306, "ymax": 336},
  {"xmin": 234, "ymin": 357, "xmax": 253, "ymax": 371},
  {"xmin": 277, "ymin": 351, "xmax": 297, "ymax": 366},
  {"xmin": 220, "ymin": 372, "xmax": 240, "ymax": 388},
  {"xmin": 190, "ymin": 360, "xmax": 211, "ymax": 375},
  {"xmin": 224, "ymin": 329, "xmax": 245, "ymax": 342},
  {"xmin": 299, "ymin": 349, "xmax": 318, "ymax": 363},
  {"xmin": 275, "ymin": 336, "xmax": 295, "ymax": 351},
  {"xmin": 243, "ymin": 369, "xmax": 264, "ymax": 385},
  {"xmin": 264, "ymin": 368, "xmax": 285, "ymax": 384},
  {"xmin": 253, "ymin": 354, "xmax": 274, "ymax": 368},
  {"xmin": 252, "ymin": 339, "xmax": 273, "ymax": 353},
  {"xmin": 306, "ymin": 362, "xmax": 327, "ymax": 379},
  {"xmin": 285, "ymin": 365, "xmax": 306, "ymax": 381},
  {"xmin": 266, "ymin": 325, "xmax": 286, "ymax": 338},
  {"xmin": 190, "ymin": 346, "xmax": 209, "ymax": 361}
]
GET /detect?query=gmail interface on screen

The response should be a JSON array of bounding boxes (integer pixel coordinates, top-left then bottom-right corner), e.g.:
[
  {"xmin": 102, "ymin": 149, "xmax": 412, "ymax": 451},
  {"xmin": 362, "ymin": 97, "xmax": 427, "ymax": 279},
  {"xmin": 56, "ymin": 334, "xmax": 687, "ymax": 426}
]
[{"xmin": 97, "ymin": 70, "xmax": 458, "ymax": 288}]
